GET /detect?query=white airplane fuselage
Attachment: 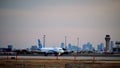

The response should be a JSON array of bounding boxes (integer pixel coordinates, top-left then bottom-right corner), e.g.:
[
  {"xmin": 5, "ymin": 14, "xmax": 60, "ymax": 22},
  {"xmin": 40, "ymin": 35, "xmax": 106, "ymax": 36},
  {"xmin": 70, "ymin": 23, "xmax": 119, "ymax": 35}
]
[
  {"xmin": 37, "ymin": 39, "xmax": 64, "ymax": 56},
  {"xmin": 39, "ymin": 47, "xmax": 64, "ymax": 56}
]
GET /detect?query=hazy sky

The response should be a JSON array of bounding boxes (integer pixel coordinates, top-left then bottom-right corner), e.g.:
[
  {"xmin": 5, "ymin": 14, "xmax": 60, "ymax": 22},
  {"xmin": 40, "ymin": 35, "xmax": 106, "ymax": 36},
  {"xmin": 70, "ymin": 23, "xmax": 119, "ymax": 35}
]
[{"xmin": 0, "ymin": 0, "xmax": 120, "ymax": 49}]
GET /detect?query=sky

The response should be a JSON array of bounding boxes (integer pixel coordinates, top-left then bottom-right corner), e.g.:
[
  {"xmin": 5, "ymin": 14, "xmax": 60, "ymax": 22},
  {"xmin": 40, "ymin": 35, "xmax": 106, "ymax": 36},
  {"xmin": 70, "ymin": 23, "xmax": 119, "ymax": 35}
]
[{"xmin": 0, "ymin": 0, "xmax": 120, "ymax": 49}]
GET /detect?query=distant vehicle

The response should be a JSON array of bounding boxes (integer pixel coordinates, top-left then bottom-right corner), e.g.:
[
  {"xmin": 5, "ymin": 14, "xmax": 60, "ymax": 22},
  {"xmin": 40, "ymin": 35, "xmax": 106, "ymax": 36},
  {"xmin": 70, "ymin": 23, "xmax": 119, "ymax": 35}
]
[{"xmin": 37, "ymin": 39, "xmax": 64, "ymax": 56}]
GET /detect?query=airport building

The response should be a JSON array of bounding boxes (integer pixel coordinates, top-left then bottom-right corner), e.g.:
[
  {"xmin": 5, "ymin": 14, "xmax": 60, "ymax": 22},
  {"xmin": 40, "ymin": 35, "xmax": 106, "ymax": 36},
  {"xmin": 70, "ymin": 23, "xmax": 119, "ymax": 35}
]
[
  {"xmin": 82, "ymin": 42, "xmax": 93, "ymax": 51},
  {"xmin": 0, "ymin": 45, "xmax": 13, "ymax": 52},
  {"xmin": 113, "ymin": 41, "xmax": 120, "ymax": 53},
  {"xmin": 97, "ymin": 43, "xmax": 104, "ymax": 53},
  {"xmin": 105, "ymin": 35, "xmax": 111, "ymax": 52},
  {"xmin": 31, "ymin": 45, "xmax": 38, "ymax": 50},
  {"xmin": 67, "ymin": 43, "xmax": 81, "ymax": 52},
  {"xmin": 60, "ymin": 42, "xmax": 65, "ymax": 48},
  {"xmin": 110, "ymin": 41, "xmax": 114, "ymax": 52},
  {"xmin": 113, "ymin": 47, "xmax": 120, "ymax": 53}
]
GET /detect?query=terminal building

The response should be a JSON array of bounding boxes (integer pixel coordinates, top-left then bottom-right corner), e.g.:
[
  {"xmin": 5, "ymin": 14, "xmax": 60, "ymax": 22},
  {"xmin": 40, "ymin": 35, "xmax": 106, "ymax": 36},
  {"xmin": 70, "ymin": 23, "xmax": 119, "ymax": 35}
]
[
  {"xmin": 113, "ymin": 41, "xmax": 120, "ymax": 53},
  {"xmin": 0, "ymin": 45, "xmax": 13, "ymax": 52}
]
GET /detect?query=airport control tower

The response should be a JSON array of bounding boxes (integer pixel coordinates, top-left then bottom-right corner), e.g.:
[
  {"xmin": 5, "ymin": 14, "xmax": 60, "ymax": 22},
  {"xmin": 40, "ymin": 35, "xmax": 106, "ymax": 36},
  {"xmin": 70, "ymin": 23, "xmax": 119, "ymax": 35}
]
[{"xmin": 105, "ymin": 35, "xmax": 111, "ymax": 52}]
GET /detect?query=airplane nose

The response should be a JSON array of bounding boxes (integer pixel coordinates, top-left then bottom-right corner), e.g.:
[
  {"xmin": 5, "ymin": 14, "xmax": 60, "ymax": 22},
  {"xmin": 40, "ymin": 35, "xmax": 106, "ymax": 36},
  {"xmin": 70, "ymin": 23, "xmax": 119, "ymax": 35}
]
[{"xmin": 62, "ymin": 50, "xmax": 64, "ymax": 52}]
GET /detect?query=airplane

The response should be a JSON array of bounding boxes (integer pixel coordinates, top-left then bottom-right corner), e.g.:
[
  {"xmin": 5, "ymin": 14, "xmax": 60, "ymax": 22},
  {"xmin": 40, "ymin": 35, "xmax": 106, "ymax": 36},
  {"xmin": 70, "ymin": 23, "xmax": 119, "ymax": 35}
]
[{"xmin": 37, "ymin": 39, "xmax": 64, "ymax": 56}]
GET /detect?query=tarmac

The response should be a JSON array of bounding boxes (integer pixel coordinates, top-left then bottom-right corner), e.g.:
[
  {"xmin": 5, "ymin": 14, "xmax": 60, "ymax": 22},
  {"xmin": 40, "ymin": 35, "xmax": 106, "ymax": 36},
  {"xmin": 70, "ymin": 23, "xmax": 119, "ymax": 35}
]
[{"xmin": 0, "ymin": 59, "xmax": 120, "ymax": 68}]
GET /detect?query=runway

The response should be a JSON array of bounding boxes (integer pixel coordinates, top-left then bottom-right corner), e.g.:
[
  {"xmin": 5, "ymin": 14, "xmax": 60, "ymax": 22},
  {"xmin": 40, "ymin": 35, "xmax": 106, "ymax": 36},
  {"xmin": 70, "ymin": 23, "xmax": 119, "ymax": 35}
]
[{"xmin": 0, "ymin": 56, "xmax": 120, "ymax": 61}]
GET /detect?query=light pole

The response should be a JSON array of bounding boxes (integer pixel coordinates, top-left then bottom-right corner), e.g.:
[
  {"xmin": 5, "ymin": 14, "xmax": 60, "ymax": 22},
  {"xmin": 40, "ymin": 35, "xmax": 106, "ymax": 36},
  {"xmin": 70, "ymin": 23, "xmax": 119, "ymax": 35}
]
[
  {"xmin": 43, "ymin": 35, "xmax": 46, "ymax": 47},
  {"xmin": 65, "ymin": 36, "xmax": 67, "ymax": 49},
  {"xmin": 77, "ymin": 37, "xmax": 79, "ymax": 55}
]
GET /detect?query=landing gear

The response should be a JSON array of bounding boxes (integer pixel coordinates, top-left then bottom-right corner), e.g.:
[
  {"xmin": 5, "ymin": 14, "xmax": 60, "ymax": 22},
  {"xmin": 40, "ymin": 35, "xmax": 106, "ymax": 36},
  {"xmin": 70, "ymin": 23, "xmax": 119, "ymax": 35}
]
[
  {"xmin": 44, "ymin": 52, "xmax": 48, "ymax": 56},
  {"xmin": 43, "ymin": 52, "xmax": 61, "ymax": 56}
]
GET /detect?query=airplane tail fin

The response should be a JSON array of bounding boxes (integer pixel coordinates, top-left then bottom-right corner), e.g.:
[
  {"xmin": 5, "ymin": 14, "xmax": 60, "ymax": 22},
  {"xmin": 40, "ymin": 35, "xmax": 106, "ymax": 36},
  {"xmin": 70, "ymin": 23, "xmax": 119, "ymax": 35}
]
[{"xmin": 38, "ymin": 39, "xmax": 42, "ymax": 49}]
